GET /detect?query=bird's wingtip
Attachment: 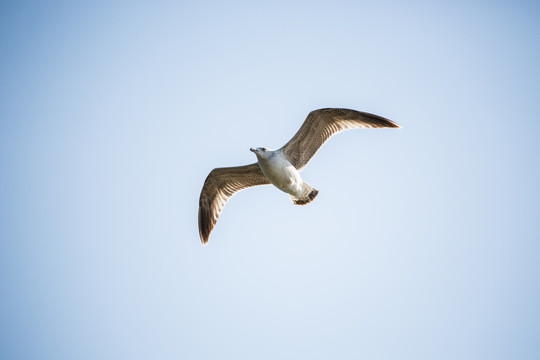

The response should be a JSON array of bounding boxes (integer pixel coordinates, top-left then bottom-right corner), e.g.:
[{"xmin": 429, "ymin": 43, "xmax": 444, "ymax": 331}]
[
  {"xmin": 386, "ymin": 119, "xmax": 401, "ymax": 129},
  {"xmin": 200, "ymin": 233, "xmax": 209, "ymax": 246}
]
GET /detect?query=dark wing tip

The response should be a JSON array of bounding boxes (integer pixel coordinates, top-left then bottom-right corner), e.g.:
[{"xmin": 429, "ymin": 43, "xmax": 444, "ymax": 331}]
[
  {"xmin": 198, "ymin": 201, "xmax": 211, "ymax": 245},
  {"xmin": 381, "ymin": 115, "xmax": 401, "ymax": 129},
  {"xmin": 387, "ymin": 120, "xmax": 401, "ymax": 128},
  {"xmin": 355, "ymin": 110, "xmax": 401, "ymax": 129},
  {"xmin": 372, "ymin": 117, "xmax": 400, "ymax": 128}
]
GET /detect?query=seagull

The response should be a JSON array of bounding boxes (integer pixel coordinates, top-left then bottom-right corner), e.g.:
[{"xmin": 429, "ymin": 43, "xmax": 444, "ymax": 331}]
[{"xmin": 198, "ymin": 108, "xmax": 400, "ymax": 244}]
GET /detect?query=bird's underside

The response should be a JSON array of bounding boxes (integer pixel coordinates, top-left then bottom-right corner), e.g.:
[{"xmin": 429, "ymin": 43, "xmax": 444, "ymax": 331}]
[{"xmin": 198, "ymin": 108, "xmax": 400, "ymax": 244}]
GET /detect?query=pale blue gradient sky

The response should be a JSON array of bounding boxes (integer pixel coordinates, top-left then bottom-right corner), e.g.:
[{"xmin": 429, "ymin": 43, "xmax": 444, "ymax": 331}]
[{"xmin": 1, "ymin": 1, "xmax": 539, "ymax": 359}]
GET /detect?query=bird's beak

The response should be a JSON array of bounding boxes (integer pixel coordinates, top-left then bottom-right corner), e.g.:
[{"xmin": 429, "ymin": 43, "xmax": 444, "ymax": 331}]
[{"xmin": 250, "ymin": 147, "xmax": 256, "ymax": 152}]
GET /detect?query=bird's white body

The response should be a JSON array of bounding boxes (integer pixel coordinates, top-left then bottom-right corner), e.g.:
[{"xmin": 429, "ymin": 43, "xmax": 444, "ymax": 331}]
[{"xmin": 253, "ymin": 149, "xmax": 305, "ymax": 198}]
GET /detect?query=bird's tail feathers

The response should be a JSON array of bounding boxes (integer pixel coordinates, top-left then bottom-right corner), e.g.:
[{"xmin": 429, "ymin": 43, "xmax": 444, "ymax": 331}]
[{"xmin": 290, "ymin": 183, "xmax": 319, "ymax": 205}]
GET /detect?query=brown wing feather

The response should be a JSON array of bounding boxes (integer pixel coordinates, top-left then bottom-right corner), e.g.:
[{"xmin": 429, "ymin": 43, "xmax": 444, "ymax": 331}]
[
  {"xmin": 280, "ymin": 108, "xmax": 400, "ymax": 170},
  {"xmin": 198, "ymin": 163, "xmax": 270, "ymax": 244}
]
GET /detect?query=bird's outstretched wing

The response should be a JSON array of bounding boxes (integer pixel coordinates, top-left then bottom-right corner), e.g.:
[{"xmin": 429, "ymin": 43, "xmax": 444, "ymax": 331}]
[
  {"xmin": 198, "ymin": 163, "xmax": 270, "ymax": 244},
  {"xmin": 280, "ymin": 108, "xmax": 400, "ymax": 170}
]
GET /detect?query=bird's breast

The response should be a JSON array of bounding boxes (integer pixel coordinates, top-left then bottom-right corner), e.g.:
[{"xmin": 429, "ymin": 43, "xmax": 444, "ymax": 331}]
[{"xmin": 258, "ymin": 154, "xmax": 303, "ymax": 194}]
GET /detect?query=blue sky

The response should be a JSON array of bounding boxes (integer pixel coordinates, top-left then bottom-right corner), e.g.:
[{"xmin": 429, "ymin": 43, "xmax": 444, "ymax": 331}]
[{"xmin": 1, "ymin": 1, "xmax": 539, "ymax": 359}]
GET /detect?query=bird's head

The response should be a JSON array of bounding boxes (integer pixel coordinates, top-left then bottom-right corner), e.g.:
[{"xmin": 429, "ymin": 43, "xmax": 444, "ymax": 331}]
[{"xmin": 250, "ymin": 147, "xmax": 272, "ymax": 159}]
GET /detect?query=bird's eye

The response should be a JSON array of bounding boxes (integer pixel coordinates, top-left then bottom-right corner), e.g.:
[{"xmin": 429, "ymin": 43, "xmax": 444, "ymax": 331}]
[{"xmin": 261, "ymin": 147, "xmax": 267, "ymax": 151}]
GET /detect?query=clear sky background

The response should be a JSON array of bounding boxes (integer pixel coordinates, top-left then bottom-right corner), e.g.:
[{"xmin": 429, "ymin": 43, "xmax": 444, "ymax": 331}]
[{"xmin": 1, "ymin": 1, "xmax": 539, "ymax": 359}]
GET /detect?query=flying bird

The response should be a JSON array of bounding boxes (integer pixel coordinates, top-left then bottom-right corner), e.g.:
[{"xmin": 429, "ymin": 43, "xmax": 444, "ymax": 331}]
[{"xmin": 198, "ymin": 108, "xmax": 400, "ymax": 244}]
